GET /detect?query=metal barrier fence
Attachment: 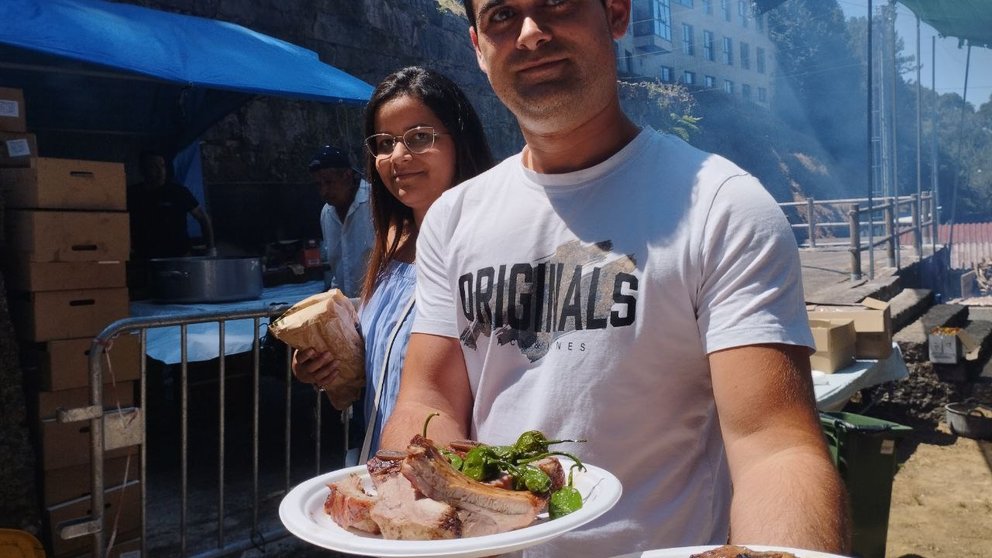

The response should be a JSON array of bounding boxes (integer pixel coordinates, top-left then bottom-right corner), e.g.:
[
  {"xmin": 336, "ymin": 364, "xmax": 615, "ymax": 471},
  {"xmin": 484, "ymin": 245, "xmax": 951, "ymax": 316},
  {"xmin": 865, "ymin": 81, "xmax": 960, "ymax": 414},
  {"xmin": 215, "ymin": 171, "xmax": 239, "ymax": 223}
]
[
  {"xmin": 57, "ymin": 304, "xmax": 343, "ymax": 558},
  {"xmin": 779, "ymin": 192, "xmax": 937, "ymax": 280}
]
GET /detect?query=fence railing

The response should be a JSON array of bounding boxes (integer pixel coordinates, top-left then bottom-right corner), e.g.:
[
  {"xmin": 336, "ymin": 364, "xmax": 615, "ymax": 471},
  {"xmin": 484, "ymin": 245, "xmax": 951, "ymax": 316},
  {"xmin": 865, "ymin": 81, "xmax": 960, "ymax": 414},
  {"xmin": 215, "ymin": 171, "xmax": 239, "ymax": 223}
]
[
  {"xmin": 59, "ymin": 304, "xmax": 343, "ymax": 558},
  {"xmin": 779, "ymin": 192, "xmax": 937, "ymax": 281}
]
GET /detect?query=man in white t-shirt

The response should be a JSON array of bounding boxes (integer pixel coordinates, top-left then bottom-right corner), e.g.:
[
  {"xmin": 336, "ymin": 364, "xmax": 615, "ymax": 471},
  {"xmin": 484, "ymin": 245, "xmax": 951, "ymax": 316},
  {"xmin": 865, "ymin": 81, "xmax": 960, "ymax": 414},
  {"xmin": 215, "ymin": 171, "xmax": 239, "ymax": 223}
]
[
  {"xmin": 308, "ymin": 145, "xmax": 374, "ymax": 297},
  {"xmin": 380, "ymin": 1, "xmax": 849, "ymax": 557}
]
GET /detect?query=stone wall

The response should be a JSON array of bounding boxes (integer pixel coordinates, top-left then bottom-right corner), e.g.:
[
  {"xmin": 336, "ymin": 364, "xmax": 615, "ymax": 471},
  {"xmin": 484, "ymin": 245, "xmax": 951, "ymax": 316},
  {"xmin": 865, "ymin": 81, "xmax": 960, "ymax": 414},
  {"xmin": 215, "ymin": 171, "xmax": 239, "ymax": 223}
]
[{"xmin": 126, "ymin": 0, "xmax": 521, "ymax": 252}]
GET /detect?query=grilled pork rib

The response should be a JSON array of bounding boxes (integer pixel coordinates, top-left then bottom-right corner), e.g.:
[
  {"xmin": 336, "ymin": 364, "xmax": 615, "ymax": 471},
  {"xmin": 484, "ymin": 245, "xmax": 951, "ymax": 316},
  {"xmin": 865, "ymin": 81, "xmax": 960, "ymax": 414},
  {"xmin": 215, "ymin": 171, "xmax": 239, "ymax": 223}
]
[
  {"xmin": 400, "ymin": 436, "xmax": 546, "ymax": 537},
  {"xmin": 369, "ymin": 474, "xmax": 462, "ymax": 540},
  {"xmin": 323, "ymin": 474, "xmax": 379, "ymax": 534},
  {"xmin": 690, "ymin": 545, "xmax": 799, "ymax": 558}
]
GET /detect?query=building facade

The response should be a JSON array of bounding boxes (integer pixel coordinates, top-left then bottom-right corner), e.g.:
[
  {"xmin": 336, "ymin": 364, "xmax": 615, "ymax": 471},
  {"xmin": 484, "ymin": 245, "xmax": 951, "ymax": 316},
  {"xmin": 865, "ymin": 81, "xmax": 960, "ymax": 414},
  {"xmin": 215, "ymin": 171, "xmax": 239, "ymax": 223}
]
[{"xmin": 616, "ymin": 0, "xmax": 777, "ymax": 107}]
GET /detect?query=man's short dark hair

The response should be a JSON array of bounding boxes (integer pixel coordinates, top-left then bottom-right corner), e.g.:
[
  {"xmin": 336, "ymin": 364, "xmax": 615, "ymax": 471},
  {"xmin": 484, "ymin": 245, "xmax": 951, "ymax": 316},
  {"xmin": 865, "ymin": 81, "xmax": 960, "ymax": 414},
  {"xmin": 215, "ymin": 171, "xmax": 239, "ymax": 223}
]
[{"xmin": 307, "ymin": 145, "xmax": 352, "ymax": 173}]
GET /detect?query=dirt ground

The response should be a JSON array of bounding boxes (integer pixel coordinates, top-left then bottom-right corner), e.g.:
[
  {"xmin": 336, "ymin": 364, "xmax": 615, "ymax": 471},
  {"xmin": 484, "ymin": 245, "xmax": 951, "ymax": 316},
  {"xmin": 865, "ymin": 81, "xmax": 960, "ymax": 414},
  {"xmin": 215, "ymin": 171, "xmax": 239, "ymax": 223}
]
[{"xmin": 866, "ymin": 364, "xmax": 992, "ymax": 558}]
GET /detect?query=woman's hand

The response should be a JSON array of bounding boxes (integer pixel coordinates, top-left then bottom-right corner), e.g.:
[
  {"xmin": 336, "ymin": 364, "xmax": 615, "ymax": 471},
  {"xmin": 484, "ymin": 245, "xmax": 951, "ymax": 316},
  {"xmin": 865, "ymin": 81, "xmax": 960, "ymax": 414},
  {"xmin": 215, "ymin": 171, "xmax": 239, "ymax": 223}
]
[{"xmin": 291, "ymin": 348, "xmax": 341, "ymax": 390}]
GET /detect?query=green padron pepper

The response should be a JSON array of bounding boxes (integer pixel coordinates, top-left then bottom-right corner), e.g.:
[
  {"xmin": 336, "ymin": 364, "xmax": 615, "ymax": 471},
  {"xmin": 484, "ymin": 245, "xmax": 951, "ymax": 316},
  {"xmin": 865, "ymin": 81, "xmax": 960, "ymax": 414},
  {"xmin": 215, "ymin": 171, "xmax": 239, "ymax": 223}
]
[
  {"xmin": 461, "ymin": 446, "xmax": 502, "ymax": 481},
  {"xmin": 514, "ymin": 465, "xmax": 552, "ymax": 494},
  {"xmin": 549, "ymin": 486, "xmax": 582, "ymax": 519}
]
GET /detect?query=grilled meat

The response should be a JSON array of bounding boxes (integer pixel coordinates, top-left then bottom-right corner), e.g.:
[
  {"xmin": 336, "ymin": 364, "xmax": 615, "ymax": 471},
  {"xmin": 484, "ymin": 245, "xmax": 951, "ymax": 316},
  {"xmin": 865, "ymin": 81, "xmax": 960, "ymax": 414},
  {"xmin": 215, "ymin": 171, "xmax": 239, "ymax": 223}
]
[
  {"xmin": 690, "ymin": 545, "xmax": 799, "ymax": 558},
  {"xmin": 369, "ymin": 474, "xmax": 461, "ymax": 540},
  {"xmin": 323, "ymin": 474, "xmax": 379, "ymax": 534}
]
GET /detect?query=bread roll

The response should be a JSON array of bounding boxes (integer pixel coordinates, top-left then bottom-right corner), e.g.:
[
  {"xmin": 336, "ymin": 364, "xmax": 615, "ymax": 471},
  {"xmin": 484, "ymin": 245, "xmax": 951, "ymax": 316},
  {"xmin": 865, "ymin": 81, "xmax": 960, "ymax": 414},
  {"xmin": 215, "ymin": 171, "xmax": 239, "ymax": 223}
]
[{"xmin": 269, "ymin": 289, "xmax": 365, "ymax": 410}]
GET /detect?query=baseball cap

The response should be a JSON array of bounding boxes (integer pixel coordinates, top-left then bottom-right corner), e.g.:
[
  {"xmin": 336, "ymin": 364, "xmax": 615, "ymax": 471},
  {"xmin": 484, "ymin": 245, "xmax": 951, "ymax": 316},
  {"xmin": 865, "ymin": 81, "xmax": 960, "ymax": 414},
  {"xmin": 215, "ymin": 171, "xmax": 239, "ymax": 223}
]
[{"xmin": 307, "ymin": 145, "xmax": 351, "ymax": 172}]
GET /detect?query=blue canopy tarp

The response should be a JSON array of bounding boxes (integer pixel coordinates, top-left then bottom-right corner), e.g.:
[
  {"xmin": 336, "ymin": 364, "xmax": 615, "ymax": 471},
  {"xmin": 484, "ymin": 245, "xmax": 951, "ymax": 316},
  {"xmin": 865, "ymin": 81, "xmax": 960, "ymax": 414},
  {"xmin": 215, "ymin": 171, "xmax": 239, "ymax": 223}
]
[{"xmin": 0, "ymin": 0, "xmax": 373, "ymax": 154}]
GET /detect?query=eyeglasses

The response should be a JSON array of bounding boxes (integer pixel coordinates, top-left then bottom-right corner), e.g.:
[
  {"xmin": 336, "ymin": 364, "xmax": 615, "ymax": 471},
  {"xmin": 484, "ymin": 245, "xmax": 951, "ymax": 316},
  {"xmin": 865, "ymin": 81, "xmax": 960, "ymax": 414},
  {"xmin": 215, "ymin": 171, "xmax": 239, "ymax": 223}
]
[{"xmin": 364, "ymin": 126, "xmax": 446, "ymax": 157}]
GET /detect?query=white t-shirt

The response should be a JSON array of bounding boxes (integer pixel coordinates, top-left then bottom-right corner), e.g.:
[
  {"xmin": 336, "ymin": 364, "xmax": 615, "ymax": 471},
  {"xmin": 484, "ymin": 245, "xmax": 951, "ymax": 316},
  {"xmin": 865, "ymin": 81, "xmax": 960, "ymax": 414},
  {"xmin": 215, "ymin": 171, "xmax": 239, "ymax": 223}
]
[
  {"xmin": 413, "ymin": 128, "xmax": 814, "ymax": 557},
  {"xmin": 320, "ymin": 179, "xmax": 374, "ymax": 297}
]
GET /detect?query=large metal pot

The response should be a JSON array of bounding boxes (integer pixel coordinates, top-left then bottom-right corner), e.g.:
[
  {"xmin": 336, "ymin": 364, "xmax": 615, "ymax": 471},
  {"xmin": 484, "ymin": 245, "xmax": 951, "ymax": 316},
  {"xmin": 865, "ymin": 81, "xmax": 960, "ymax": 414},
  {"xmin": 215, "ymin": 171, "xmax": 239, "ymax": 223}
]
[{"xmin": 148, "ymin": 256, "xmax": 263, "ymax": 303}]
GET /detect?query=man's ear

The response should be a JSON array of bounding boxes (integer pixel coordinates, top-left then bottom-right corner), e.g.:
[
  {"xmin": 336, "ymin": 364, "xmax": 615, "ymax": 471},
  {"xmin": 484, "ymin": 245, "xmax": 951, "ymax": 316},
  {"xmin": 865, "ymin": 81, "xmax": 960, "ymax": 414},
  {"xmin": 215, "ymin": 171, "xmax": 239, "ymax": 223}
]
[
  {"xmin": 469, "ymin": 26, "xmax": 489, "ymax": 75},
  {"xmin": 604, "ymin": 0, "xmax": 631, "ymax": 40}
]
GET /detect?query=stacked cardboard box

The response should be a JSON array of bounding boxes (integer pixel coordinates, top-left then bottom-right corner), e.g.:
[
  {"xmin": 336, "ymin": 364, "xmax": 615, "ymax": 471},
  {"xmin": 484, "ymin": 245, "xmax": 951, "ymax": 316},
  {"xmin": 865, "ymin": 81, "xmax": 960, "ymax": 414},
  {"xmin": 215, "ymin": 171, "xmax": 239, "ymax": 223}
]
[{"xmin": 0, "ymin": 87, "xmax": 142, "ymax": 557}]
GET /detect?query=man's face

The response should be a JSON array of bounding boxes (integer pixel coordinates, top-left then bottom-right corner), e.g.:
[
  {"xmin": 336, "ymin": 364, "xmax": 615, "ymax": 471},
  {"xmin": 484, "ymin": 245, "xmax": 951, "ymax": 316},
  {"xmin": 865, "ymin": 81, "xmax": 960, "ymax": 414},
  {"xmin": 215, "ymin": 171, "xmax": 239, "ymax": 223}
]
[
  {"xmin": 312, "ymin": 167, "xmax": 357, "ymax": 210},
  {"xmin": 469, "ymin": 0, "xmax": 630, "ymax": 133}
]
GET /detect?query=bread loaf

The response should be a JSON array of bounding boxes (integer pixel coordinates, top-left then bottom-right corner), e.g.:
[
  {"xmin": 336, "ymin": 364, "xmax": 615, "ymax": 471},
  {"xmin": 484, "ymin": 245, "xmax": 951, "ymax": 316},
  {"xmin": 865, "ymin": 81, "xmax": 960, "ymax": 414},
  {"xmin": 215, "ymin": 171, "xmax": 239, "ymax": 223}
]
[{"xmin": 268, "ymin": 289, "xmax": 365, "ymax": 410}]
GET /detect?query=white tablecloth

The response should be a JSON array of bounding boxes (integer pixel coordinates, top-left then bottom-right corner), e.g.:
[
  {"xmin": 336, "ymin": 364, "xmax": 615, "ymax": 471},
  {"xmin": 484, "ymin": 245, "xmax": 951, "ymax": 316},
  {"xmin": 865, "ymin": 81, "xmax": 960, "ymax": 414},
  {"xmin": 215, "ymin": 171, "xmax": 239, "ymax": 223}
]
[
  {"xmin": 129, "ymin": 281, "xmax": 324, "ymax": 364},
  {"xmin": 812, "ymin": 343, "xmax": 908, "ymax": 411}
]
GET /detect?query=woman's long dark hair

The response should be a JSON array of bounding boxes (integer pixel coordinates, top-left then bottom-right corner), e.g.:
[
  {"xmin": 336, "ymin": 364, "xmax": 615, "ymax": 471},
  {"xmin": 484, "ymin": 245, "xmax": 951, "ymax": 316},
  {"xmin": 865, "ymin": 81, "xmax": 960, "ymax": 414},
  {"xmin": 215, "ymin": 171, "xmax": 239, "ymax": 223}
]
[{"xmin": 360, "ymin": 66, "xmax": 494, "ymax": 301}]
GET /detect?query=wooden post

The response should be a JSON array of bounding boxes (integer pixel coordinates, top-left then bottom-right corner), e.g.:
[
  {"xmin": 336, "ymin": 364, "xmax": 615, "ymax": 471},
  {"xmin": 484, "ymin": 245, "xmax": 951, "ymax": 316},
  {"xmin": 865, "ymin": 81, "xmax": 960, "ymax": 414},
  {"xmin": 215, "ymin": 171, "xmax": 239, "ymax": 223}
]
[{"xmin": 849, "ymin": 204, "xmax": 862, "ymax": 281}]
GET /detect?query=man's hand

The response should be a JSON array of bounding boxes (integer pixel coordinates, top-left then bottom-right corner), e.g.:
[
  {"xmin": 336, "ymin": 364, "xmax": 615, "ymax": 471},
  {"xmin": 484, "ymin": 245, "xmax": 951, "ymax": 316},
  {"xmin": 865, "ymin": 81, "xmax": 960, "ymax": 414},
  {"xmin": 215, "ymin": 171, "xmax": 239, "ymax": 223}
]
[
  {"xmin": 292, "ymin": 348, "xmax": 340, "ymax": 389},
  {"xmin": 711, "ymin": 343, "xmax": 850, "ymax": 554}
]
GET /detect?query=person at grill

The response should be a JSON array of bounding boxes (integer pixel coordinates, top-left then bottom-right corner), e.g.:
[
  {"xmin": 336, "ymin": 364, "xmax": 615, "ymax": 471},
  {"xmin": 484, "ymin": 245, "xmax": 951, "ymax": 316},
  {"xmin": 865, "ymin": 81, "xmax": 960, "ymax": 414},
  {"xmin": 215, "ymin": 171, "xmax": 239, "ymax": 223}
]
[
  {"xmin": 307, "ymin": 145, "xmax": 375, "ymax": 298},
  {"xmin": 292, "ymin": 66, "xmax": 494, "ymax": 458},
  {"xmin": 378, "ymin": 1, "xmax": 850, "ymax": 557},
  {"xmin": 128, "ymin": 151, "xmax": 215, "ymax": 260}
]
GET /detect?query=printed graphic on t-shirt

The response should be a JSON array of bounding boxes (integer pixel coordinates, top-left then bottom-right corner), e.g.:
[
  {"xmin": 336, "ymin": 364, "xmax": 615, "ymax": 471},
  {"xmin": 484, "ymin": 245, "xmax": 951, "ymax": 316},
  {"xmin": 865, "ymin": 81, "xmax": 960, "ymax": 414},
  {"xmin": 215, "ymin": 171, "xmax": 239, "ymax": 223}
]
[{"xmin": 457, "ymin": 240, "xmax": 638, "ymax": 361}]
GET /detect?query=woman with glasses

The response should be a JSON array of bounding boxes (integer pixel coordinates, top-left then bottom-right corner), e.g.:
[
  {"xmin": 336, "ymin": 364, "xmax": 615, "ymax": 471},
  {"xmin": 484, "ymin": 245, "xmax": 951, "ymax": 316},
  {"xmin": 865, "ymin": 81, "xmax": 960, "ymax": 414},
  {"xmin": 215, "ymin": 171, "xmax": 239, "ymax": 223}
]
[{"xmin": 292, "ymin": 66, "xmax": 494, "ymax": 459}]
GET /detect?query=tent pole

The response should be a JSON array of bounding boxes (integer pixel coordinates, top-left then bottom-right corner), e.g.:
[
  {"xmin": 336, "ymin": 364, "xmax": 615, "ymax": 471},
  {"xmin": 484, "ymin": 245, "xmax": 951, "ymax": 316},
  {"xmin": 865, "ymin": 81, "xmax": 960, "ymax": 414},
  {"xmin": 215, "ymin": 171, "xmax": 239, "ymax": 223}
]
[
  {"xmin": 867, "ymin": 0, "xmax": 875, "ymax": 280},
  {"xmin": 930, "ymin": 36, "xmax": 938, "ymax": 256},
  {"xmin": 915, "ymin": 14, "xmax": 922, "ymax": 259}
]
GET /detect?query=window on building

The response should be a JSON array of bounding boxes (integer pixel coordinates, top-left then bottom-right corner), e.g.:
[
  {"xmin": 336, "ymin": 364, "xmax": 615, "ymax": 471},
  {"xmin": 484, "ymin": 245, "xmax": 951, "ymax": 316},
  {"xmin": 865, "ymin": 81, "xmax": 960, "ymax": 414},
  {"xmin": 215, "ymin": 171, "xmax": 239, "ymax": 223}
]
[
  {"xmin": 682, "ymin": 23, "xmax": 695, "ymax": 55},
  {"xmin": 758, "ymin": 86, "xmax": 767, "ymax": 102},
  {"xmin": 756, "ymin": 12, "xmax": 764, "ymax": 32},
  {"xmin": 705, "ymin": 75, "xmax": 716, "ymax": 88},
  {"xmin": 703, "ymin": 30, "xmax": 714, "ymax": 61},
  {"xmin": 738, "ymin": 0, "xmax": 748, "ymax": 27},
  {"xmin": 756, "ymin": 47, "xmax": 766, "ymax": 73},
  {"xmin": 703, "ymin": 0, "xmax": 713, "ymax": 14},
  {"xmin": 724, "ymin": 79, "xmax": 734, "ymax": 94},
  {"xmin": 742, "ymin": 83, "xmax": 752, "ymax": 101},
  {"xmin": 722, "ymin": 37, "xmax": 733, "ymax": 65},
  {"xmin": 660, "ymin": 65, "xmax": 674, "ymax": 82},
  {"xmin": 678, "ymin": 0, "xmax": 693, "ymax": 6},
  {"xmin": 721, "ymin": 0, "xmax": 731, "ymax": 21},
  {"xmin": 683, "ymin": 70, "xmax": 696, "ymax": 85},
  {"xmin": 635, "ymin": 0, "xmax": 672, "ymax": 42},
  {"xmin": 740, "ymin": 42, "xmax": 750, "ymax": 70}
]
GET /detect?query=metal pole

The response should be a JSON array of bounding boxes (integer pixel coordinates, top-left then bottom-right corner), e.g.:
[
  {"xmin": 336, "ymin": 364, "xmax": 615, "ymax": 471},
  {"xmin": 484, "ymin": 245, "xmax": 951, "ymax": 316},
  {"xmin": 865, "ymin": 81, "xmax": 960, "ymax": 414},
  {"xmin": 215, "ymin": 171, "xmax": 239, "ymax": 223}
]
[
  {"xmin": 915, "ymin": 14, "xmax": 923, "ymax": 260},
  {"xmin": 889, "ymin": 2, "xmax": 898, "ymax": 203},
  {"xmin": 948, "ymin": 44, "xmax": 972, "ymax": 253},
  {"xmin": 912, "ymin": 194, "xmax": 921, "ymax": 256},
  {"xmin": 867, "ymin": 0, "xmax": 875, "ymax": 279},
  {"xmin": 885, "ymin": 200, "xmax": 896, "ymax": 268},
  {"xmin": 850, "ymin": 203, "xmax": 863, "ymax": 281},
  {"xmin": 807, "ymin": 197, "xmax": 816, "ymax": 248}
]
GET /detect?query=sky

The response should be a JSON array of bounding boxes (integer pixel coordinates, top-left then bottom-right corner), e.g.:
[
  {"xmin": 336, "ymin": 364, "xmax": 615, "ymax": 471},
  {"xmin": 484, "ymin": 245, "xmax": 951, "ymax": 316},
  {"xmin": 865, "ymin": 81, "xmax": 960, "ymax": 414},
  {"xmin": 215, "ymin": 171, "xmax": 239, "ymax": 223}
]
[{"xmin": 837, "ymin": 0, "xmax": 992, "ymax": 105}]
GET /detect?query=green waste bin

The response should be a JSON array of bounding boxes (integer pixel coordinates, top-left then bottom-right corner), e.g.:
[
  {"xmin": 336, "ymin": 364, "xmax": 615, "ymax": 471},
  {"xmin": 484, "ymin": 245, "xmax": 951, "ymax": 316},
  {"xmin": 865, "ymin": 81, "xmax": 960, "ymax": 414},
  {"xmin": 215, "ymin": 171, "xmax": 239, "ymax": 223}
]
[{"xmin": 819, "ymin": 412, "xmax": 912, "ymax": 558}]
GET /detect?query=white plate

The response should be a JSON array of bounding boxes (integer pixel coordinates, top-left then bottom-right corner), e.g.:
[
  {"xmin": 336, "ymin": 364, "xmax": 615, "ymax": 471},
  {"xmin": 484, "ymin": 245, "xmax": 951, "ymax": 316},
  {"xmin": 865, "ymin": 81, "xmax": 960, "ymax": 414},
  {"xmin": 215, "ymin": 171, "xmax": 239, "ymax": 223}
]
[
  {"xmin": 279, "ymin": 459, "xmax": 622, "ymax": 558},
  {"xmin": 610, "ymin": 545, "xmax": 850, "ymax": 558}
]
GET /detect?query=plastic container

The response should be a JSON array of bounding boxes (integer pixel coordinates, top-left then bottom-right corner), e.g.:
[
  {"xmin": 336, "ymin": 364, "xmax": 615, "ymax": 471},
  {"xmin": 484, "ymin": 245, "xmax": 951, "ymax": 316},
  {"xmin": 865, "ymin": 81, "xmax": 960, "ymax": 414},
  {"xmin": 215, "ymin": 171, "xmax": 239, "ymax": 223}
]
[
  {"xmin": 820, "ymin": 412, "xmax": 912, "ymax": 558},
  {"xmin": 945, "ymin": 400, "xmax": 992, "ymax": 440}
]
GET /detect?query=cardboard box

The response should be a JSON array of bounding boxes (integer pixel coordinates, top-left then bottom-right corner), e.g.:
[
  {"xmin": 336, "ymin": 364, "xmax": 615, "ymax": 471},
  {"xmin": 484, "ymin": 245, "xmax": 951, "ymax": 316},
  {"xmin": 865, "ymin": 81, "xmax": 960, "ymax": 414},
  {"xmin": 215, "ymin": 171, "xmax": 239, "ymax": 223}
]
[
  {"xmin": 4, "ymin": 209, "xmax": 130, "ymax": 263},
  {"xmin": 3, "ymin": 258, "xmax": 126, "ymax": 292},
  {"xmin": 24, "ymin": 334, "xmax": 141, "ymax": 391},
  {"xmin": 0, "ymin": 131, "xmax": 37, "ymax": 166},
  {"xmin": 807, "ymin": 297, "xmax": 893, "ymax": 359},
  {"xmin": 9, "ymin": 287, "xmax": 129, "ymax": 342},
  {"xmin": 927, "ymin": 327, "xmax": 980, "ymax": 364},
  {"xmin": 0, "ymin": 157, "xmax": 126, "ymax": 209},
  {"xmin": 39, "ymin": 412, "xmax": 137, "ymax": 470},
  {"xmin": 42, "ymin": 455, "xmax": 140, "ymax": 507},
  {"xmin": 0, "ymin": 86, "xmax": 26, "ymax": 132},
  {"xmin": 809, "ymin": 319, "xmax": 857, "ymax": 373},
  {"xmin": 46, "ymin": 481, "xmax": 140, "ymax": 557},
  {"xmin": 36, "ymin": 382, "xmax": 136, "ymax": 422}
]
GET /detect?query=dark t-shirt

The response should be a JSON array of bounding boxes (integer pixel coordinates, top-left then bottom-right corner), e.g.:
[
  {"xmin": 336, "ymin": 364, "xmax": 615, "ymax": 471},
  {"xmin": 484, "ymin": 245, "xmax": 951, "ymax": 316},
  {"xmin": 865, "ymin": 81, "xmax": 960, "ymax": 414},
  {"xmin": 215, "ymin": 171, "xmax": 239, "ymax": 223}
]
[{"xmin": 127, "ymin": 182, "xmax": 200, "ymax": 259}]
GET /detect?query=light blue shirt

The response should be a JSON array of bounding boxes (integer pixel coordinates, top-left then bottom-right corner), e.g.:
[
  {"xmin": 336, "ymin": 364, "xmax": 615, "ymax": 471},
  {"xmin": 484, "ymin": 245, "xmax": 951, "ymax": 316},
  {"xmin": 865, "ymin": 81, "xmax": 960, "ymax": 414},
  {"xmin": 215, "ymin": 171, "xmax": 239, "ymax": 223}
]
[{"xmin": 359, "ymin": 260, "xmax": 416, "ymax": 455}]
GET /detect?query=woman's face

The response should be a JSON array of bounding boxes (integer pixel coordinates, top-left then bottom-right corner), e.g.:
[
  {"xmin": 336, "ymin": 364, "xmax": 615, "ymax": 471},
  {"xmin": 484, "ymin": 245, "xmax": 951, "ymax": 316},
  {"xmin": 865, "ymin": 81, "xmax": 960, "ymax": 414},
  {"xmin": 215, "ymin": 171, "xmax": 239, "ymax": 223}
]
[{"xmin": 372, "ymin": 95, "xmax": 456, "ymax": 220}]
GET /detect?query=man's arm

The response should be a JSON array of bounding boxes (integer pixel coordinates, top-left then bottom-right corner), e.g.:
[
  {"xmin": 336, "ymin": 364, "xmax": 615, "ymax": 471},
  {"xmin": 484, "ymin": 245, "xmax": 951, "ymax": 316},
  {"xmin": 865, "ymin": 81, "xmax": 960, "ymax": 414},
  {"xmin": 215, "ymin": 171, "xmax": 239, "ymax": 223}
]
[
  {"xmin": 710, "ymin": 343, "xmax": 850, "ymax": 554},
  {"xmin": 190, "ymin": 205, "xmax": 215, "ymax": 251},
  {"xmin": 379, "ymin": 332, "xmax": 473, "ymax": 450}
]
